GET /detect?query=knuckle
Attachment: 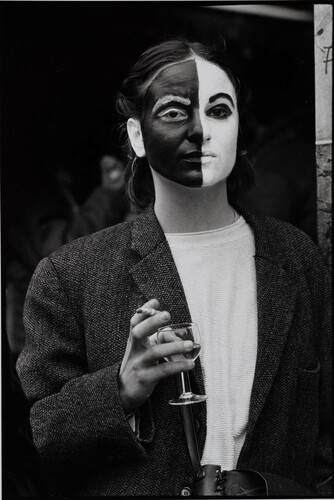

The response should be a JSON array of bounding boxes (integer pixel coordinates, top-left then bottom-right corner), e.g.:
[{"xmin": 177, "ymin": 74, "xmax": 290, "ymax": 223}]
[
  {"xmin": 151, "ymin": 343, "xmax": 163, "ymax": 358},
  {"xmin": 163, "ymin": 361, "xmax": 174, "ymax": 375},
  {"xmin": 136, "ymin": 372, "xmax": 145, "ymax": 384},
  {"xmin": 131, "ymin": 360, "xmax": 140, "ymax": 373},
  {"xmin": 131, "ymin": 325, "xmax": 141, "ymax": 340},
  {"xmin": 137, "ymin": 369, "xmax": 149, "ymax": 386}
]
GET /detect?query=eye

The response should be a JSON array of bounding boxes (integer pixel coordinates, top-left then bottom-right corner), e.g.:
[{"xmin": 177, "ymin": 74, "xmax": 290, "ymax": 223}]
[
  {"xmin": 207, "ymin": 105, "xmax": 232, "ymax": 119},
  {"xmin": 158, "ymin": 107, "xmax": 188, "ymax": 122}
]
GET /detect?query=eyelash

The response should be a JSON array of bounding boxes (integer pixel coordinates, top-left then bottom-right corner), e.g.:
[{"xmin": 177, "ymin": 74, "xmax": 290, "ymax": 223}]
[
  {"xmin": 158, "ymin": 107, "xmax": 188, "ymax": 122},
  {"xmin": 157, "ymin": 104, "xmax": 232, "ymax": 122},
  {"xmin": 207, "ymin": 105, "xmax": 232, "ymax": 119}
]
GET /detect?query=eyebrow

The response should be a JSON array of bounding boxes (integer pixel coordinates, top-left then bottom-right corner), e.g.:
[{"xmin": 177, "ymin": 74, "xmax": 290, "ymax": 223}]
[
  {"xmin": 209, "ymin": 92, "xmax": 235, "ymax": 109},
  {"xmin": 152, "ymin": 95, "xmax": 191, "ymax": 114}
]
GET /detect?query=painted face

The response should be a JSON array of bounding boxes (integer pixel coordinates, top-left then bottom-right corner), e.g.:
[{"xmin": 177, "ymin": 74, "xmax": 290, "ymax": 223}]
[{"xmin": 141, "ymin": 57, "xmax": 239, "ymax": 187}]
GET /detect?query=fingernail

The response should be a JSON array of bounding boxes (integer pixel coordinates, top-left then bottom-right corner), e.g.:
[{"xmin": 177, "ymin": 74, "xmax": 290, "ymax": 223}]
[
  {"xmin": 161, "ymin": 311, "xmax": 170, "ymax": 321},
  {"xmin": 184, "ymin": 340, "xmax": 193, "ymax": 350}
]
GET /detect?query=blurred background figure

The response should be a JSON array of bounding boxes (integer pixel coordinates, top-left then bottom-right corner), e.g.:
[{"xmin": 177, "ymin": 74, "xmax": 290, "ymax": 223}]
[
  {"xmin": 6, "ymin": 155, "xmax": 132, "ymax": 360},
  {"xmin": 100, "ymin": 154, "xmax": 125, "ymax": 191}
]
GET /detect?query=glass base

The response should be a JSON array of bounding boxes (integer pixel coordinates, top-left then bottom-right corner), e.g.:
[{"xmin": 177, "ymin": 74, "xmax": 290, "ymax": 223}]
[{"xmin": 168, "ymin": 393, "xmax": 207, "ymax": 406}]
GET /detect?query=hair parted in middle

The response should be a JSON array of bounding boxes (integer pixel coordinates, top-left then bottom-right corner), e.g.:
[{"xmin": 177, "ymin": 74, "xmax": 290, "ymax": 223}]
[{"xmin": 116, "ymin": 38, "xmax": 254, "ymax": 210}]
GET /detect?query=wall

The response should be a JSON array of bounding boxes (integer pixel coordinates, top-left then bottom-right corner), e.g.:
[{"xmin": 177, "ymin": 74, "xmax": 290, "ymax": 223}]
[{"xmin": 314, "ymin": 4, "xmax": 332, "ymax": 268}]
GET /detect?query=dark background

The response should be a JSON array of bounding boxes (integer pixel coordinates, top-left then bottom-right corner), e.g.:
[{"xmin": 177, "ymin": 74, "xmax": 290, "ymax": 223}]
[{"xmin": 1, "ymin": 1, "xmax": 316, "ymax": 255}]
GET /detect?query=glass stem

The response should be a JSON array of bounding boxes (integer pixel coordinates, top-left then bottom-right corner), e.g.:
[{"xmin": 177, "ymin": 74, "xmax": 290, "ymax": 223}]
[{"xmin": 179, "ymin": 372, "xmax": 192, "ymax": 398}]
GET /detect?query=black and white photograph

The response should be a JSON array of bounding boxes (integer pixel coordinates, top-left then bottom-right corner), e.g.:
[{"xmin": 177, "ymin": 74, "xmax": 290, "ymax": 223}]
[{"xmin": 1, "ymin": 2, "xmax": 332, "ymax": 497}]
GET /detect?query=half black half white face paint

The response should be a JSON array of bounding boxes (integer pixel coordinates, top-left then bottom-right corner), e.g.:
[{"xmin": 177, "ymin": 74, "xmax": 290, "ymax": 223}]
[{"xmin": 141, "ymin": 57, "xmax": 239, "ymax": 188}]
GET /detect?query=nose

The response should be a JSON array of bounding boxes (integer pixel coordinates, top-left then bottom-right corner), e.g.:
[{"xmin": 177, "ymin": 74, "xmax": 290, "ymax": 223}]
[{"xmin": 187, "ymin": 109, "xmax": 210, "ymax": 144}]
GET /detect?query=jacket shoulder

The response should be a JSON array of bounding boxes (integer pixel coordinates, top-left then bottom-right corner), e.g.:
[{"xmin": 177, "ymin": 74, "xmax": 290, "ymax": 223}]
[
  {"xmin": 262, "ymin": 215, "xmax": 316, "ymax": 248},
  {"xmin": 50, "ymin": 219, "xmax": 133, "ymax": 260},
  {"xmin": 36, "ymin": 220, "xmax": 136, "ymax": 286},
  {"xmin": 253, "ymin": 212, "xmax": 329, "ymax": 277}
]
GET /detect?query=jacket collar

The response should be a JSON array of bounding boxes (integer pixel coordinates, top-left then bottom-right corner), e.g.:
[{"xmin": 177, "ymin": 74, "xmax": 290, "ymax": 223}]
[
  {"xmin": 233, "ymin": 202, "xmax": 288, "ymax": 268},
  {"xmin": 131, "ymin": 202, "xmax": 166, "ymax": 258},
  {"xmin": 129, "ymin": 202, "xmax": 297, "ymax": 453},
  {"xmin": 131, "ymin": 201, "xmax": 288, "ymax": 266}
]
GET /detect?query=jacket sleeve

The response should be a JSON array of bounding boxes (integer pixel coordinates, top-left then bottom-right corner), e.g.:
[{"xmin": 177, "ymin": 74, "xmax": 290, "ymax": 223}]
[
  {"xmin": 254, "ymin": 471, "xmax": 315, "ymax": 496},
  {"xmin": 16, "ymin": 256, "xmax": 154, "ymax": 483}
]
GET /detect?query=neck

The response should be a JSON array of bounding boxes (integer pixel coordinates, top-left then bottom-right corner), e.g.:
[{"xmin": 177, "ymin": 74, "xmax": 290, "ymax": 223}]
[{"xmin": 151, "ymin": 169, "xmax": 235, "ymax": 233}]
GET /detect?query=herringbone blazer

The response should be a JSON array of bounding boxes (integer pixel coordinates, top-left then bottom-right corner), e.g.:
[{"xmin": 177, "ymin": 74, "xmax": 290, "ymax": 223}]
[{"xmin": 17, "ymin": 204, "xmax": 332, "ymax": 497}]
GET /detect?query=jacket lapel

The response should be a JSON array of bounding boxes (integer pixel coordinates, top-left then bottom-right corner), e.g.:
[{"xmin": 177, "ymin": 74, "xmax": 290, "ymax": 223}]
[
  {"xmin": 237, "ymin": 208, "xmax": 298, "ymax": 458},
  {"xmin": 129, "ymin": 203, "xmax": 192, "ymax": 323},
  {"xmin": 129, "ymin": 204, "xmax": 206, "ymax": 396}
]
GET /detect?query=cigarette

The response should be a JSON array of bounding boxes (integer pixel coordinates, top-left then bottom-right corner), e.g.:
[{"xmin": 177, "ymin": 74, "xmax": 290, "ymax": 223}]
[{"xmin": 136, "ymin": 307, "xmax": 157, "ymax": 316}]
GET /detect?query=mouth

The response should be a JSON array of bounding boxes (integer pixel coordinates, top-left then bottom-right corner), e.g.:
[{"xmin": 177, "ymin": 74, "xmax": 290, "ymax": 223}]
[{"xmin": 182, "ymin": 151, "xmax": 216, "ymax": 164}]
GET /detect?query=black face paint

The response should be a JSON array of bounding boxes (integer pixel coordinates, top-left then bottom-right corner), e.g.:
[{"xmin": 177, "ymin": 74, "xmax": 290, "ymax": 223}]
[{"xmin": 141, "ymin": 59, "xmax": 204, "ymax": 187}]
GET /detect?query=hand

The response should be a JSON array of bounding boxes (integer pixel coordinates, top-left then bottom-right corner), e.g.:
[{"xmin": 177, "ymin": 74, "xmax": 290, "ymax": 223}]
[{"xmin": 118, "ymin": 298, "xmax": 195, "ymax": 412}]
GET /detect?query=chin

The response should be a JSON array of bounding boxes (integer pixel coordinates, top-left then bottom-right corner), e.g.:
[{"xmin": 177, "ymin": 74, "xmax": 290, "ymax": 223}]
[
  {"xmin": 201, "ymin": 175, "xmax": 228, "ymax": 188},
  {"xmin": 165, "ymin": 173, "xmax": 203, "ymax": 188},
  {"xmin": 202, "ymin": 166, "xmax": 233, "ymax": 188}
]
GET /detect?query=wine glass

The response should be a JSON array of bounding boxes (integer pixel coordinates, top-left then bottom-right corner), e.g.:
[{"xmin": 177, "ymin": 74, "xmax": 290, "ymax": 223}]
[{"xmin": 157, "ymin": 322, "xmax": 207, "ymax": 405}]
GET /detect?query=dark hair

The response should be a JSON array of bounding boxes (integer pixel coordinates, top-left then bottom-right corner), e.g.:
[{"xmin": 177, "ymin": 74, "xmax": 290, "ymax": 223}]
[{"xmin": 116, "ymin": 39, "xmax": 254, "ymax": 210}]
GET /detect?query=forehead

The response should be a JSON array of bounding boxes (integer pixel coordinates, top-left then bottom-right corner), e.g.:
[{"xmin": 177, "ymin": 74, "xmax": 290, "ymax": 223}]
[
  {"xmin": 196, "ymin": 58, "xmax": 236, "ymax": 100},
  {"xmin": 146, "ymin": 59, "xmax": 198, "ymax": 103},
  {"xmin": 145, "ymin": 58, "xmax": 236, "ymax": 105}
]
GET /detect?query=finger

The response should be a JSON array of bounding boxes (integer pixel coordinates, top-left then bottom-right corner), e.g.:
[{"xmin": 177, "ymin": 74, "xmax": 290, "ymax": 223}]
[
  {"xmin": 136, "ymin": 307, "xmax": 157, "ymax": 317},
  {"xmin": 130, "ymin": 298, "xmax": 160, "ymax": 328},
  {"xmin": 131, "ymin": 311, "xmax": 171, "ymax": 342},
  {"xmin": 150, "ymin": 329, "xmax": 176, "ymax": 346},
  {"xmin": 142, "ymin": 340, "xmax": 193, "ymax": 365},
  {"xmin": 143, "ymin": 359, "xmax": 195, "ymax": 384},
  {"xmin": 156, "ymin": 329, "xmax": 180, "ymax": 344},
  {"xmin": 141, "ymin": 298, "xmax": 160, "ymax": 309},
  {"xmin": 149, "ymin": 331, "xmax": 159, "ymax": 345}
]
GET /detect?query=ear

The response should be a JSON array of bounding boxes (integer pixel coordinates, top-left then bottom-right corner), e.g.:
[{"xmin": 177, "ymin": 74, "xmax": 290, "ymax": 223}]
[{"xmin": 127, "ymin": 118, "xmax": 146, "ymax": 158}]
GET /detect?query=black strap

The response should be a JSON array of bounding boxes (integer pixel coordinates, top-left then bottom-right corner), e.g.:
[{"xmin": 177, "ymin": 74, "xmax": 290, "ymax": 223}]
[{"xmin": 176, "ymin": 372, "xmax": 205, "ymax": 480}]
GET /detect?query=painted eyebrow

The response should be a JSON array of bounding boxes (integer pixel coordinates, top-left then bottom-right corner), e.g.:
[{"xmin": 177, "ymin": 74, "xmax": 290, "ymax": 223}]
[
  {"xmin": 152, "ymin": 95, "xmax": 191, "ymax": 114},
  {"xmin": 209, "ymin": 92, "xmax": 235, "ymax": 109}
]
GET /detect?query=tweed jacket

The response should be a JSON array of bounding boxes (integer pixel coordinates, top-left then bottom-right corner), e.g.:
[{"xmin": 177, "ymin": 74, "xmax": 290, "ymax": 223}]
[{"xmin": 17, "ymin": 204, "xmax": 332, "ymax": 497}]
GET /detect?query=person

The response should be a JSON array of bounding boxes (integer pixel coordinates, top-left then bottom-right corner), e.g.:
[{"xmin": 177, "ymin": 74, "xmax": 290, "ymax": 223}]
[
  {"xmin": 17, "ymin": 39, "xmax": 331, "ymax": 497},
  {"xmin": 7, "ymin": 155, "xmax": 131, "ymax": 359}
]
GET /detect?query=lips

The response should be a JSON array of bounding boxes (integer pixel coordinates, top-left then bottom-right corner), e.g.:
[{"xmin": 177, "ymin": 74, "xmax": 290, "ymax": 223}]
[{"xmin": 182, "ymin": 151, "xmax": 216, "ymax": 163}]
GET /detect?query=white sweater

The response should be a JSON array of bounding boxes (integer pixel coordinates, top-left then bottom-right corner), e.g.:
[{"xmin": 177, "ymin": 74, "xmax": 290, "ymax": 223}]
[{"xmin": 165, "ymin": 215, "xmax": 257, "ymax": 469}]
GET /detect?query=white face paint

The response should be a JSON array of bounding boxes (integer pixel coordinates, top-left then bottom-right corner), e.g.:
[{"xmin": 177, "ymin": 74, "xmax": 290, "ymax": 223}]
[{"xmin": 195, "ymin": 58, "xmax": 239, "ymax": 187}]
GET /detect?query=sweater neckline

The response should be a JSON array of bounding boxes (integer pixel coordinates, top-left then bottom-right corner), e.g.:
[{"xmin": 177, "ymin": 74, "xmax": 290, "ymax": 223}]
[{"xmin": 165, "ymin": 215, "xmax": 252, "ymax": 248}]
